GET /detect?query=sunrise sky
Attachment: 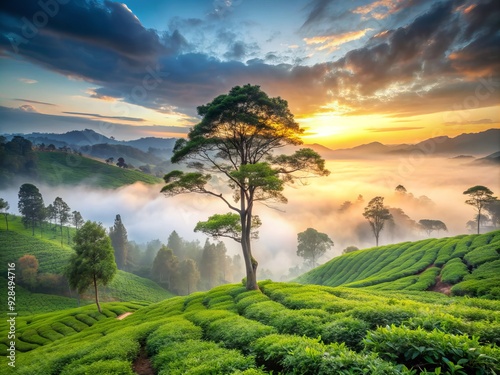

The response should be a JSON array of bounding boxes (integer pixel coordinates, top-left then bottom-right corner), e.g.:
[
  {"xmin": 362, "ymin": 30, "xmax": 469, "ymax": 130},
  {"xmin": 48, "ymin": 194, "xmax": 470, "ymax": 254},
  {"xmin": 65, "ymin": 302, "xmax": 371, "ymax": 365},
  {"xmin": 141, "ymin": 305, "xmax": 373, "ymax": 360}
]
[{"xmin": 0, "ymin": 0, "xmax": 498, "ymax": 148}]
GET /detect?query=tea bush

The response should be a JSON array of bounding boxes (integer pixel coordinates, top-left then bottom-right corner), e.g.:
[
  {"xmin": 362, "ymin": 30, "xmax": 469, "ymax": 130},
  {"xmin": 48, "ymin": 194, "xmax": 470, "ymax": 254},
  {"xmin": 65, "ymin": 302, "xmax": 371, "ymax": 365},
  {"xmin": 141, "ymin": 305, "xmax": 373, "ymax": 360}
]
[
  {"xmin": 321, "ymin": 316, "xmax": 370, "ymax": 350},
  {"xmin": 441, "ymin": 258, "xmax": 469, "ymax": 284}
]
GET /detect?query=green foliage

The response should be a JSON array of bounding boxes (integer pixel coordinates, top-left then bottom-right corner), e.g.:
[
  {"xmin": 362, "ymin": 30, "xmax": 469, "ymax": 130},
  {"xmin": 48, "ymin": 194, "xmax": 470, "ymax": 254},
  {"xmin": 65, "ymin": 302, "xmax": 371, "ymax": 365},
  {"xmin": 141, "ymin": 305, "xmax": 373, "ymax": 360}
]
[
  {"xmin": 321, "ymin": 317, "xmax": 370, "ymax": 350},
  {"xmin": 296, "ymin": 227, "xmax": 334, "ymax": 268},
  {"xmin": 441, "ymin": 258, "xmax": 469, "ymax": 284},
  {"xmin": 35, "ymin": 151, "xmax": 160, "ymax": 188},
  {"xmin": 364, "ymin": 325, "xmax": 500, "ymax": 374}
]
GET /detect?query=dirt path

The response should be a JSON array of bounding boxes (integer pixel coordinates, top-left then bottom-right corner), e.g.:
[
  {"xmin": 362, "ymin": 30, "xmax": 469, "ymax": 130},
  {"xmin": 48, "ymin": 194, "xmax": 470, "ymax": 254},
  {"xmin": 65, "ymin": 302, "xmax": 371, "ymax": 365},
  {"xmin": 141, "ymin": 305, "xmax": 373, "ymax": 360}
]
[
  {"xmin": 429, "ymin": 276, "xmax": 452, "ymax": 295},
  {"xmin": 133, "ymin": 345, "xmax": 155, "ymax": 375},
  {"xmin": 116, "ymin": 312, "xmax": 133, "ymax": 320}
]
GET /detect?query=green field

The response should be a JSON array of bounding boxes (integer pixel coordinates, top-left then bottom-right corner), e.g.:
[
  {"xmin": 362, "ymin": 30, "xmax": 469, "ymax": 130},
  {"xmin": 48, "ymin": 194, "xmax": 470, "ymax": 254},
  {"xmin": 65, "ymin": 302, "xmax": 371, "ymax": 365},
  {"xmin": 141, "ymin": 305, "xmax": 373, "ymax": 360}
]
[
  {"xmin": 0, "ymin": 217, "xmax": 173, "ymax": 315},
  {"xmin": 296, "ymin": 230, "xmax": 500, "ymax": 299},
  {"xmin": 1, "ymin": 281, "xmax": 499, "ymax": 374},
  {"xmin": 34, "ymin": 151, "xmax": 161, "ymax": 188}
]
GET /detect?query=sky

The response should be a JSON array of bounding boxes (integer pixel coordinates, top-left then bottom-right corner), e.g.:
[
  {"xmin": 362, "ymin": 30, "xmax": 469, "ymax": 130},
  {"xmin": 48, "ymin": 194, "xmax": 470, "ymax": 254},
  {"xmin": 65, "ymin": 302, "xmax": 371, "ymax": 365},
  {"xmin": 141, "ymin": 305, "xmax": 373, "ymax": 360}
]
[{"xmin": 0, "ymin": 0, "xmax": 499, "ymax": 148}]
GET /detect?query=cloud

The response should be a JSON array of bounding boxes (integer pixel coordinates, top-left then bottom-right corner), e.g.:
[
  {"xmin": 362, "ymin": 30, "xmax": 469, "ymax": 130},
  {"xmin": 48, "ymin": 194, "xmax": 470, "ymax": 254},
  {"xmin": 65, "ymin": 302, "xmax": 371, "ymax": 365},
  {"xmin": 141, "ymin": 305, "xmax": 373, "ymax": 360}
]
[
  {"xmin": 304, "ymin": 29, "xmax": 371, "ymax": 52},
  {"xmin": 62, "ymin": 111, "xmax": 145, "ymax": 122},
  {"xmin": 444, "ymin": 118, "xmax": 497, "ymax": 126},
  {"xmin": 19, "ymin": 78, "xmax": 37, "ymax": 84},
  {"xmin": 13, "ymin": 98, "xmax": 56, "ymax": 106},
  {"xmin": 366, "ymin": 126, "xmax": 424, "ymax": 132},
  {"xmin": 18, "ymin": 104, "xmax": 37, "ymax": 112}
]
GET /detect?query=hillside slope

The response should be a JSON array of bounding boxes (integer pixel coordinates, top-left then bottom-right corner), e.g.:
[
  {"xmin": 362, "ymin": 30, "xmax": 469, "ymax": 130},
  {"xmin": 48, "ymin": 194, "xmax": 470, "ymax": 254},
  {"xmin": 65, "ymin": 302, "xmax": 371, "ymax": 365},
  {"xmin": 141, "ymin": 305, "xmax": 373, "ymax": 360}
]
[
  {"xmin": 1, "ymin": 281, "xmax": 499, "ymax": 374},
  {"xmin": 0, "ymin": 219, "xmax": 173, "ymax": 312},
  {"xmin": 296, "ymin": 231, "xmax": 500, "ymax": 299}
]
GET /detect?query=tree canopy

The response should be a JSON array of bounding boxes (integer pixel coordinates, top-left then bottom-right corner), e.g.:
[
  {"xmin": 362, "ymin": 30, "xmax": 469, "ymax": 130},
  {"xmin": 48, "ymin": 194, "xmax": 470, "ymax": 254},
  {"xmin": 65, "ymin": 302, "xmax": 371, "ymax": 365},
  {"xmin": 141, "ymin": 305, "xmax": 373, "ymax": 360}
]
[
  {"xmin": 109, "ymin": 214, "xmax": 128, "ymax": 270},
  {"xmin": 0, "ymin": 198, "xmax": 9, "ymax": 231},
  {"xmin": 363, "ymin": 196, "xmax": 392, "ymax": 247},
  {"xmin": 18, "ymin": 183, "xmax": 45, "ymax": 236},
  {"xmin": 296, "ymin": 228, "xmax": 334, "ymax": 268},
  {"xmin": 463, "ymin": 185, "xmax": 497, "ymax": 234},
  {"xmin": 66, "ymin": 221, "xmax": 117, "ymax": 313},
  {"xmin": 418, "ymin": 219, "xmax": 448, "ymax": 237},
  {"xmin": 162, "ymin": 84, "xmax": 329, "ymax": 290}
]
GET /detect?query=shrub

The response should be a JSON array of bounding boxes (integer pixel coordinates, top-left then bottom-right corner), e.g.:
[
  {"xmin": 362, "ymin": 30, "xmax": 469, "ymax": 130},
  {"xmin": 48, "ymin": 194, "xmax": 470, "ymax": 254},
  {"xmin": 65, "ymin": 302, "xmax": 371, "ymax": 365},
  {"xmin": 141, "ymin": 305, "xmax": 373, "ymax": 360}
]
[
  {"xmin": 364, "ymin": 325, "xmax": 500, "ymax": 374},
  {"xmin": 406, "ymin": 266, "xmax": 440, "ymax": 291},
  {"xmin": 441, "ymin": 258, "xmax": 469, "ymax": 284},
  {"xmin": 60, "ymin": 360, "xmax": 135, "ymax": 375},
  {"xmin": 270, "ymin": 309, "xmax": 324, "ymax": 337},
  {"xmin": 321, "ymin": 317, "xmax": 370, "ymax": 350},
  {"xmin": 146, "ymin": 318, "xmax": 202, "ymax": 355},
  {"xmin": 152, "ymin": 339, "xmax": 256, "ymax": 375},
  {"xmin": 348, "ymin": 305, "xmax": 416, "ymax": 329},
  {"xmin": 204, "ymin": 315, "xmax": 276, "ymax": 352}
]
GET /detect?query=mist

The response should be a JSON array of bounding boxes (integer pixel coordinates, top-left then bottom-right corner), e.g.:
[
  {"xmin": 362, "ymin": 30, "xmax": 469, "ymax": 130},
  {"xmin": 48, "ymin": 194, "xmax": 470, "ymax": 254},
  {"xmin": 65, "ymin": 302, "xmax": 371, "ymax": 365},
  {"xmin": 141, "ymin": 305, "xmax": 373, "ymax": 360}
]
[{"xmin": 1, "ymin": 154, "xmax": 498, "ymax": 280}]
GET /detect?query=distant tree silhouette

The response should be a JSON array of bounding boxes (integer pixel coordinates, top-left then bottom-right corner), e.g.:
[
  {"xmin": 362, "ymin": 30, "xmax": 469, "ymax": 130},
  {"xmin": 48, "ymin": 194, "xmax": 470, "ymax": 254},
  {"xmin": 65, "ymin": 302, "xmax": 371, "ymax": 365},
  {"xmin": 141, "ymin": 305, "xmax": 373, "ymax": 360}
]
[
  {"xmin": 463, "ymin": 186, "xmax": 497, "ymax": 234},
  {"xmin": 52, "ymin": 197, "xmax": 71, "ymax": 246},
  {"xmin": 297, "ymin": 228, "xmax": 334, "ymax": 268},
  {"xmin": 419, "ymin": 219, "xmax": 448, "ymax": 236},
  {"xmin": 0, "ymin": 198, "xmax": 9, "ymax": 231},
  {"xmin": 109, "ymin": 214, "xmax": 128, "ymax": 270},
  {"xmin": 116, "ymin": 157, "xmax": 127, "ymax": 168},
  {"xmin": 72, "ymin": 211, "xmax": 84, "ymax": 230},
  {"xmin": 363, "ymin": 196, "xmax": 392, "ymax": 247},
  {"xmin": 342, "ymin": 246, "xmax": 359, "ymax": 254},
  {"xmin": 18, "ymin": 183, "xmax": 45, "ymax": 235},
  {"xmin": 151, "ymin": 245, "xmax": 178, "ymax": 291}
]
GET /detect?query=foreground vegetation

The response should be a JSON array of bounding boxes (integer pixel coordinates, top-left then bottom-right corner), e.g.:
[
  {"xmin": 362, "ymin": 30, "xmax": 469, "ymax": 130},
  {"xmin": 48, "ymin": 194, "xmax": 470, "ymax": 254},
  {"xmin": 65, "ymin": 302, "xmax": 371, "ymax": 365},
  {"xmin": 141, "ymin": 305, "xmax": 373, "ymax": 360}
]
[
  {"xmin": 1, "ymin": 281, "xmax": 499, "ymax": 374},
  {"xmin": 297, "ymin": 230, "xmax": 500, "ymax": 299}
]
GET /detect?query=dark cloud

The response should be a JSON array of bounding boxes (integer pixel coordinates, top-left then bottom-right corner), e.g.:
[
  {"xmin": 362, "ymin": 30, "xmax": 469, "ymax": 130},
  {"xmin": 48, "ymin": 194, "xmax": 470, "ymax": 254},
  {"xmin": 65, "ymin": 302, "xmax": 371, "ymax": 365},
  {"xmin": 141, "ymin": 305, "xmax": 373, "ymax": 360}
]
[
  {"xmin": 14, "ymin": 98, "xmax": 56, "ymax": 106},
  {"xmin": 62, "ymin": 112, "xmax": 145, "ymax": 122}
]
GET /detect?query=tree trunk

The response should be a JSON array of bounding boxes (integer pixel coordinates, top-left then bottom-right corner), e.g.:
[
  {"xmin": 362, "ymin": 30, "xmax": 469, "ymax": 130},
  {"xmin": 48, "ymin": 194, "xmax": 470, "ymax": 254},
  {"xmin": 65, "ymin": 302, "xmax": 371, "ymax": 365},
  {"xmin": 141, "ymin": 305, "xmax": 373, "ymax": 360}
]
[
  {"xmin": 60, "ymin": 222, "xmax": 63, "ymax": 246},
  {"xmin": 375, "ymin": 234, "xmax": 379, "ymax": 247},
  {"xmin": 240, "ymin": 214, "xmax": 258, "ymax": 290},
  {"xmin": 477, "ymin": 210, "xmax": 481, "ymax": 234},
  {"xmin": 93, "ymin": 274, "xmax": 101, "ymax": 313}
]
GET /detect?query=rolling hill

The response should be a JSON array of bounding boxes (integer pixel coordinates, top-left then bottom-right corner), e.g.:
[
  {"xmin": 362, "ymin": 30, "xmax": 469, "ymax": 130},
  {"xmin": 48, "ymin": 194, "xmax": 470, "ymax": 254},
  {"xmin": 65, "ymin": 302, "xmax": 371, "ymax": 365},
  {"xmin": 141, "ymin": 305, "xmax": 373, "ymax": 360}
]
[
  {"xmin": 32, "ymin": 151, "xmax": 161, "ymax": 188},
  {"xmin": 0, "ymin": 281, "xmax": 499, "ymax": 374},
  {"xmin": 0, "ymin": 216, "xmax": 173, "ymax": 315},
  {"xmin": 296, "ymin": 230, "xmax": 500, "ymax": 299}
]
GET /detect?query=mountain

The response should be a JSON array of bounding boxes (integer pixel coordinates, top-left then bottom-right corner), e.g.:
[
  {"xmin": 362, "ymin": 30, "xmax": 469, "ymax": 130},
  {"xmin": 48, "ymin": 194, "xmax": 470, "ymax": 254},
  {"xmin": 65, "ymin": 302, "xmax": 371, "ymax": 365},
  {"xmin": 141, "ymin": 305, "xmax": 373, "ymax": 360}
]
[
  {"xmin": 473, "ymin": 151, "xmax": 500, "ymax": 165},
  {"xmin": 296, "ymin": 230, "xmax": 500, "ymax": 298},
  {"xmin": 328, "ymin": 128, "xmax": 500, "ymax": 158}
]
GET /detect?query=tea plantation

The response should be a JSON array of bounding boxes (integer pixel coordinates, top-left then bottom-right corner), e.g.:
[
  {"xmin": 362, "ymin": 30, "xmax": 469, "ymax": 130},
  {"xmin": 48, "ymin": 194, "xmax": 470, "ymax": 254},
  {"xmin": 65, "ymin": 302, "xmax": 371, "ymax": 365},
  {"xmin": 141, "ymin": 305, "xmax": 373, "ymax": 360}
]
[
  {"xmin": 1, "ymin": 281, "xmax": 499, "ymax": 374},
  {"xmin": 0, "ymin": 217, "xmax": 173, "ymax": 314},
  {"xmin": 297, "ymin": 230, "xmax": 500, "ymax": 299}
]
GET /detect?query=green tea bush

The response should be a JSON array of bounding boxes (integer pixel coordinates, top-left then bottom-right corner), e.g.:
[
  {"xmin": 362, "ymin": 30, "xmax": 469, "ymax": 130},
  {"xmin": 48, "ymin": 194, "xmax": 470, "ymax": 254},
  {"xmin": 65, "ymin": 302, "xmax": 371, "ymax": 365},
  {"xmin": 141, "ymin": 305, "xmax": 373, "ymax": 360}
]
[
  {"xmin": 243, "ymin": 300, "xmax": 285, "ymax": 325},
  {"xmin": 270, "ymin": 308, "xmax": 324, "ymax": 336},
  {"xmin": 348, "ymin": 305, "xmax": 416, "ymax": 329},
  {"xmin": 405, "ymin": 312, "xmax": 469, "ymax": 336},
  {"xmin": 36, "ymin": 326, "xmax": 64, "ymax": 341},
  {"xmin": 434, "ymin": 238, "xmax": 459, "ymax": 266},
  {"xmin": 146, "ymin": 318, "xmax": 202, "ymax": 355},
  {"xmin": 441, "ymin": 258, "xmax": 469, "ymax": 284},
  {"xmin": 464, "ymin": 243, "xmax": 500, "ymax": 267},
  {"xmin": 251, "ymin": 334, "xmax": 405, "ymax": 374},
  {"xmin": 321, "ymin": 317, "xmax": 370, "ymax": 350},
  {"xmin": 364, "ymin": 325, "xmax": 500, "ymax": 374},
  {"xmin": 235, "ymin": 292, "xmax": 271, "ymax": 313},
  {"xmin": 184, "ymin": 309, "xmax": 236, "ymax": 329},
  {"xmin": 60, "ymin": 360, "xmax": 135, "ymax": 375},
  {"xmin": 152, "ymin": 339, "xmax": 256, "ymax": 375},
  {"xmin": 406, "ymin": 266, "xmax": 440, "ymax": 291},
  {"xmin": 20, "ymin": 329, "xmax": 51, "ymax": 345},
  {"xmin": 204, "ymin": 315, "xmax": 276, "ymax": 352}
]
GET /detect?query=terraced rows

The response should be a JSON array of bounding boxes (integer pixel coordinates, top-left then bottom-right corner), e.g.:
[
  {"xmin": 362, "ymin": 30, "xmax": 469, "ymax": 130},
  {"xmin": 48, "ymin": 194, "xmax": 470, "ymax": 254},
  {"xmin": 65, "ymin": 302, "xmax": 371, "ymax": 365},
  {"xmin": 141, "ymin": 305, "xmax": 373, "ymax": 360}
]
[{"xmin": 3, "ymin": 281, "xmax": 499, "ymax": 374}]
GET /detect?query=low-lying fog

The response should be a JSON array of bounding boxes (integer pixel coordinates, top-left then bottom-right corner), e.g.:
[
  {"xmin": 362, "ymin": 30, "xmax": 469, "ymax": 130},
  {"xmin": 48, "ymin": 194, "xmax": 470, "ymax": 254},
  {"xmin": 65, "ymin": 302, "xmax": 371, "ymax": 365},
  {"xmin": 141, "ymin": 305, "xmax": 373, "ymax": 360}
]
[{"xmin": 2, "ymin": 154, "xmax": 499, "ymax": 279}]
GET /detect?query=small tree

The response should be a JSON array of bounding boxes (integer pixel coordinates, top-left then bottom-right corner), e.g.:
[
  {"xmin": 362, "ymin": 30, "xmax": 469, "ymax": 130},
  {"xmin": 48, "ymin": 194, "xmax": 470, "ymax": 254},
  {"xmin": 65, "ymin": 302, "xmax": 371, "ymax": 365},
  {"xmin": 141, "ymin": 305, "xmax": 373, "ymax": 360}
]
[
  {"xmin": 151, "ymin": 246, "xmax": 178, "ymax": 291},
  {"xmin": 0, "ymin": 198, "xmax": 9, "ymax": 231},
  {"xmin": 18, "ymin": 255, "xmax": 39, "ymax": 289},
  {"xmin": 418, "ymin": 219, "xmax": 448, "ymax": 237},
  {"xmin": 296, "ymin": 228, "xmax": 334, "ymax": 268},
  {"xmin": 463, "ymin": 186, "xmax": 497, "ymax": 234},
  {"xmin": 161, "ymin": 84, "xmax": 329, "ymax": 290},
  {"xmin": 53, "ymin": 197, "xmax": 71, "ymax": 246},
  {"xmin": 109, "ymin": 214, "xmax": 128, "ymax": 270},
  {"xmin": 363, "ymin": 196, "xmax": 392, "ymax": 247},
  {"xmin": 72, "ymin": 211, "xmax": 84, "ymax": 230},
  {"xmin": 66, "ymin": 221, "xmax": 117, "ymax": 313},
  {"xmin": 18, "ymin": 183, "xmax": 45, "ymax": 235}
]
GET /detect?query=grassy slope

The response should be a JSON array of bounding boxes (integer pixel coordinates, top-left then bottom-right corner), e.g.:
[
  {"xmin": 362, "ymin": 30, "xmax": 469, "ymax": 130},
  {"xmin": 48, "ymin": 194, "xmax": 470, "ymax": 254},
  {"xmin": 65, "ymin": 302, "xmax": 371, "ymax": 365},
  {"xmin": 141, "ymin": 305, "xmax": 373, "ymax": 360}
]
[
  {"xmin": 1, "ymin": 281, "xmax": 499, "ymax": 374},
  {"xmin": 296, "ymin": 230, "xmax": 500, "ymax": 298},
  {"xmin": 0, "ymin": 217, "xmax": 173, "ymax": 314},
  {"xmin": 35, "ymin": 151, "xmax": 161, "ymax": 188}
]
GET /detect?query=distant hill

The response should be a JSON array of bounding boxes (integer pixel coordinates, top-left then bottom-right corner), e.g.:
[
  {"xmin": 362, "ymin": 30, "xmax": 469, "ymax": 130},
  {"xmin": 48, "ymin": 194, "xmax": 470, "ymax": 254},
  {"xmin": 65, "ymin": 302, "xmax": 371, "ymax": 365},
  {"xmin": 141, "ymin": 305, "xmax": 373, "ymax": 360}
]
[
  {"xmin": 34, "ymin": 151, "xmax": 161, "ymax": 188},
  {"xmin": 296, "ymin": 230, "xmax": 500, "ymax": 299},
  {"xmin": 473, "ymin": 151, "xmax": 500, "ymax": 165},
  {"xmin": 327, "ymin": 128, "xmax": 500, "ymax": 158}
]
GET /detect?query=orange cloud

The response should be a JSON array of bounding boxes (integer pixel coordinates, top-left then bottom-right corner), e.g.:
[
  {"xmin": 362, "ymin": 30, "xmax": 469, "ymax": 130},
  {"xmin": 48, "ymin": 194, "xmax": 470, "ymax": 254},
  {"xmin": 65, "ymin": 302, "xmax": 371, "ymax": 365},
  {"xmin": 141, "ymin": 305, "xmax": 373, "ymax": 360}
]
[{"xmin": 304, "ymin": 29, "xmax": 371, "ymax": 52}]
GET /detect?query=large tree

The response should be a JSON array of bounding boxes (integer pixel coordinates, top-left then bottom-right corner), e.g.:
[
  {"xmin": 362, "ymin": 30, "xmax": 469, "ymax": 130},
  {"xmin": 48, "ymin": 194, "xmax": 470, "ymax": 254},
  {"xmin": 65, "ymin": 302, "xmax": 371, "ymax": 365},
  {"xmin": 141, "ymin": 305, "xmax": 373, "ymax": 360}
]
[
  {"xmin": 180, "ymin": 258, "xmax": 200, "ymax": 295},
  {"xmin": 66, "ymin": 221, "xmax": 117, "ymax": 313},
  {"xmin": 463, "ymin": 186, "xmax": 497, "ymax": 234},
  {"xmin": 161, "ymin": 84, "xmax": 329, "ymax": 290},
  {"xmin": 18, "ymin": 183, "xmax": 45, "ymax": 235},
  {"xmin": 72, "ymin": 211, "xmax": 84, "ymax": 230},
  {"xmin": 0, "ymin": 198, "xmax": 9, "ymax": 231},
  {"xmin": 52, "ymin": 197, "xmax": 71, "ymax": 246},
  {"xmin": 151, "ymin": 245, "xmax": 178, "ymax": 291},
  {"xmin": 296, "ymin": 228, "xmax": 334, "ymax": 268},
  {"xmin": 363, "ymin": 196, "xmax": 392, "ymax": 247},
  {"xmin": 109, "ymin": 214, "xmax": 128, "ymax": 270}
]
